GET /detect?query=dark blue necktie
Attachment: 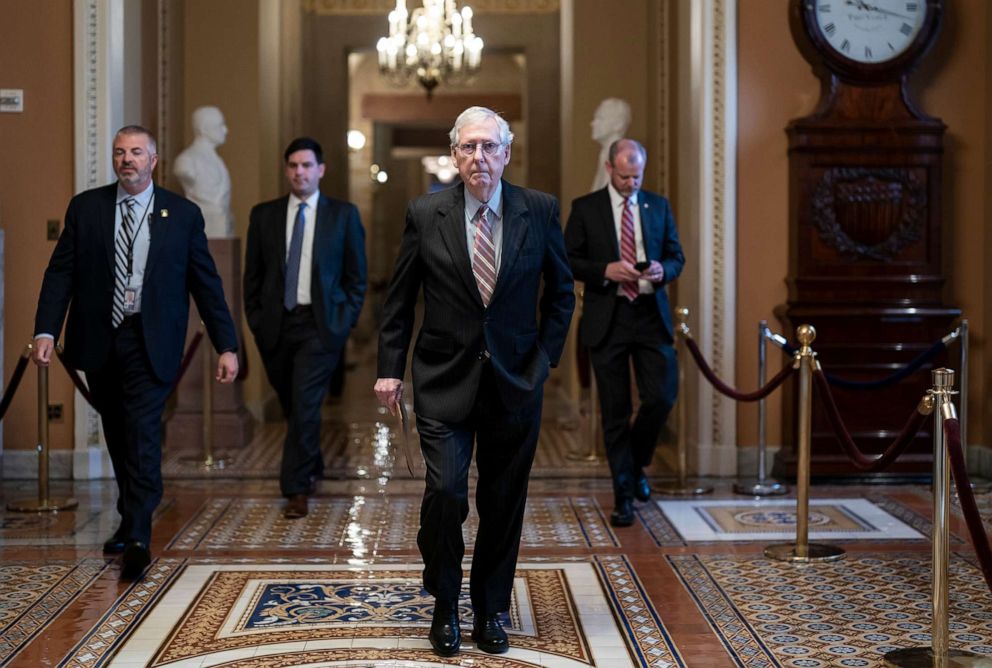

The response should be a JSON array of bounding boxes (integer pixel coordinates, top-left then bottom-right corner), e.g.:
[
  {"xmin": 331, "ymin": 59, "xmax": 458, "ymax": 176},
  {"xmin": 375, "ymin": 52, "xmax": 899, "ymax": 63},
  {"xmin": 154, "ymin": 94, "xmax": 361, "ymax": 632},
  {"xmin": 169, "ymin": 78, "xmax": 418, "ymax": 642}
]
[{"xmin": 284, "ymin": 201, "xmax": 307, "ymax": 310}]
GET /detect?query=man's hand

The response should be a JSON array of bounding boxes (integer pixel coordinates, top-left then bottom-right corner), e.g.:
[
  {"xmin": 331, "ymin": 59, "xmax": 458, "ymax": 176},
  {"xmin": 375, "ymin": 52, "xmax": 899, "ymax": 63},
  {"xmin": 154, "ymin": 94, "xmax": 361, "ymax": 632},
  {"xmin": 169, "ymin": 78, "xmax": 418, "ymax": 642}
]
[
  {"xmin": 216, "ymin": 351, "xmax": 239, "ymax": 383},
  {"xmin": 642, "ymin": 260, "xmax": 665, "ymax": 283},
  {"xmin": 604, "ymin": 261, "xmax": 642, "ymax": 283},
  {"xmin": 32, "ymin": 338, "xmax": 54, "ymax": 367},
  {"xmin": 374, "ymin": 378, "xmax": 404, "ymax": 416}
]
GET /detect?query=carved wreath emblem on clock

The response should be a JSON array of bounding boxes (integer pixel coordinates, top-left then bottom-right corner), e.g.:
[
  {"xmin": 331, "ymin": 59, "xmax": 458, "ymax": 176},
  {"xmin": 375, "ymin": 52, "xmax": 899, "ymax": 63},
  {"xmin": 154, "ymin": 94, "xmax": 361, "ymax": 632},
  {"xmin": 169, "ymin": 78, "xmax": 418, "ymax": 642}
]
[{"xmin": 811, "ymin": 167, "xmax": 925, "ymax": 262}]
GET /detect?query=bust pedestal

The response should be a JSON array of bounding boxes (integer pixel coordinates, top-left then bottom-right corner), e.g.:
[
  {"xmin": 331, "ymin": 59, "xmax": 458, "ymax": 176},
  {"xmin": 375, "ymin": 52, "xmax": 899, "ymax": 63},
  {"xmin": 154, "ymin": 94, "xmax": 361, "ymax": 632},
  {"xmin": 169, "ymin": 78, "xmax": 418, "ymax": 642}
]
[{"xmin": 165, "ymin": 237, "xmax": 253, "ymax": 456}]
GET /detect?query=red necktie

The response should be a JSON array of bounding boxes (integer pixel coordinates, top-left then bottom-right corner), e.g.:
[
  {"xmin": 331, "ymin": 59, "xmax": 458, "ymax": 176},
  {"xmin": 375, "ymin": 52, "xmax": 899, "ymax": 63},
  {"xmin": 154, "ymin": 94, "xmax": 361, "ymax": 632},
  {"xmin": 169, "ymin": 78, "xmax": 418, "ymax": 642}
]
[
  {"xmin": 619, "ymin": 197, "xmax": 639, "ymax": 301},
  {"xmin": 472, "ymin": 206, "xmax": 496, "ymax": 306}
]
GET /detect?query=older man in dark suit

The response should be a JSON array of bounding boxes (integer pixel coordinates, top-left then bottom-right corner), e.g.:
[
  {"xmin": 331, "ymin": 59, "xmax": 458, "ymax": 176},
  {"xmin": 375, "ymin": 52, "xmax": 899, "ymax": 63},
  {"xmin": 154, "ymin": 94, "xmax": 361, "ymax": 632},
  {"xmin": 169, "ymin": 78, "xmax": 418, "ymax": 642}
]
[
  {"xmin": 375, "ymin": 107, "xmax": 574, "ymax": 657},
  {"xmin": 33, "ymin": 125, "xmax": 239, "ymax": 579},
  {"xmin": 244, "ymin": 137, "xmax": 367, "ymax": 520},
  {"xmin": 564, "ymin": 138, "xmax": 685, "ymax": 528}
]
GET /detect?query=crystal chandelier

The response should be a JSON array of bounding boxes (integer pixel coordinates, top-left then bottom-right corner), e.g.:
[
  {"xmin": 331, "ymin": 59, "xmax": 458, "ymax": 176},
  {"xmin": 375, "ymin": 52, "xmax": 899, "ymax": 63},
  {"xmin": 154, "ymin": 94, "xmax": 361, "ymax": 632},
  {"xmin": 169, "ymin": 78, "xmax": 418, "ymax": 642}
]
[{"xmin": 376, "ymin": 0, "xmax": 483, "ymax": 99}]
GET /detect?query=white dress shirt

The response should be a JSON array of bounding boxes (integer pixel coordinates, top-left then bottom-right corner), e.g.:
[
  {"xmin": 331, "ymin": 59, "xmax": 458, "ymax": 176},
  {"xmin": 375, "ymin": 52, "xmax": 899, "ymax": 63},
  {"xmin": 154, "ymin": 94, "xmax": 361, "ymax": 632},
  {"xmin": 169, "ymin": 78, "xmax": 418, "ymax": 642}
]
[
  {"xmin": 285, "ymin": 191, "xmax": 320, "ymax": 306},
  {"xmin": 608, "ymin": 183, "xmax": 653, "ymax": 296}
]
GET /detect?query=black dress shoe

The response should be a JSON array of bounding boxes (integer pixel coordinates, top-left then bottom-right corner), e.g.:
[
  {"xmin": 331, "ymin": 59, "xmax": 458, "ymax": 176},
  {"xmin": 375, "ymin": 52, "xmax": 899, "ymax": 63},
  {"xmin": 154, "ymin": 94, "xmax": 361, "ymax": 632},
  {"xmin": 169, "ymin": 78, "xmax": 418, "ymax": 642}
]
[
  {"xmin": 103, "ymin": 530, "xmax": 126, "ymax": 555},
  {"xmin": 429, "ymin": 600, "xmax": 461, "ymax": 657},
  {"xmin": 610, "ymin": 498, "xmax": 635, "ymax": 527},
  {"xmin": 283, "ymin": 494, "xmax": 309, "ymax": 519},
  {"xmin": 472, "ymin": 612, "xmax": 509, "ymax": 654},
  {"xmin": 121, "ymin": 542, "xmax": 151, "ymax": 580},
  {"xmin": 634, "ymin": 473, "xmax": 652, "ymax": 502}
]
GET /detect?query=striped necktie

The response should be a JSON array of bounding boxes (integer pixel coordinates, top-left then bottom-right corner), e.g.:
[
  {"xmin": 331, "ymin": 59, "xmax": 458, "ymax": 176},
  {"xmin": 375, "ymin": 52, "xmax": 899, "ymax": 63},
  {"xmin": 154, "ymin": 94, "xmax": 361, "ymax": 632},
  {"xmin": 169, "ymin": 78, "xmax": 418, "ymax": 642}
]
[
  {"xmin": 619, "ymin": 197, "xmax": 639, "ymax": 301},
  {"xmin": 472, "ymin": 206, "xmax": 496, "ymax": 306},
  {"xmin": 112, "ymin": 197, "xmax": 138, "ymax": 328}
]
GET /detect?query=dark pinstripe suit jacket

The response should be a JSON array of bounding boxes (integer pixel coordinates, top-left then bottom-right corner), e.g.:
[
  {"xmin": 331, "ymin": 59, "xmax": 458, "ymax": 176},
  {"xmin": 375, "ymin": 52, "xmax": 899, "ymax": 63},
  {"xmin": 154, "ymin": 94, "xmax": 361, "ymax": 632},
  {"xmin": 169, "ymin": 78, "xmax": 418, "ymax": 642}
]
[{"xmin": 377, "ymin": 181, "xmax": 575, "ymax": 423}]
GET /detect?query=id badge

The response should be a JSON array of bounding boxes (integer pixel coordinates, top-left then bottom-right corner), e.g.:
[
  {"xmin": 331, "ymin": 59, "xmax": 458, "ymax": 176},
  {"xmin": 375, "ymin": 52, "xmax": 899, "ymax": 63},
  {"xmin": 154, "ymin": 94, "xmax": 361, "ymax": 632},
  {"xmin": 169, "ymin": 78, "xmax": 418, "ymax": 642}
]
[{"xmin": 123, "ymin": 287, "xmax": 137, "ymax": 314}]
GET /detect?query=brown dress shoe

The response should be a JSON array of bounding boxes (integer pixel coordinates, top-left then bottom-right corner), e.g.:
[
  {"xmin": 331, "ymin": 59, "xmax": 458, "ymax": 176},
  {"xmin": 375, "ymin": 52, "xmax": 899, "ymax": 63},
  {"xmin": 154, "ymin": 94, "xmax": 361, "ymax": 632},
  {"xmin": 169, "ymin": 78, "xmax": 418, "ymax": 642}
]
[{"xmin": 283, "ymin": 494, "xmax": 309, "ymax": 519}]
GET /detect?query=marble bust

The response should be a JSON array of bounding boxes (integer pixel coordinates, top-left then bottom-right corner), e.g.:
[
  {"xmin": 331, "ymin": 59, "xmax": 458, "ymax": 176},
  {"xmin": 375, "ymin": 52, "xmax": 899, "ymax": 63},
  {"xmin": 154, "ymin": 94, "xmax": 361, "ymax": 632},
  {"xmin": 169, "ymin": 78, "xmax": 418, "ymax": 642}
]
[
  {"xmin": 590, "ymin": 98, "xmax": 632, "ymax": 192},
  {"xmin": 173, "ymin": 106, "xmax": 234, "ymax": 238}
]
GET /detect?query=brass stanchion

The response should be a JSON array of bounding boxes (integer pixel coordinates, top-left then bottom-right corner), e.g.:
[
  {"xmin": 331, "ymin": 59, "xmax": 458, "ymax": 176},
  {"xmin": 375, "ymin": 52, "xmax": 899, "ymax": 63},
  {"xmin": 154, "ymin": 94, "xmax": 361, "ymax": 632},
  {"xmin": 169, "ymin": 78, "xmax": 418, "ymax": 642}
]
[
  {"xmin": 654, "ymin": 307, "xmax": 712, "ymax": 497},
  {"xmin": 735, "ymin": 320, "xmax": 789, "ymax": 496},
  {"xmin": 764, "ymin": 325, "xmax": 843, "ymax": 563},
  {"xmin": 567, "ymin": 286, "xmax": 600, "ymax": 463},
  {"xmin": 884, "ymin": 369, "xmax": 982, "ymax": 667},
  {"xmin": 8, "ymin": 344, "xmax": 78, "ymax": 512},
  {"xmin": 180, "ymin": 325, "xmax": 230, "ymax": 470}
]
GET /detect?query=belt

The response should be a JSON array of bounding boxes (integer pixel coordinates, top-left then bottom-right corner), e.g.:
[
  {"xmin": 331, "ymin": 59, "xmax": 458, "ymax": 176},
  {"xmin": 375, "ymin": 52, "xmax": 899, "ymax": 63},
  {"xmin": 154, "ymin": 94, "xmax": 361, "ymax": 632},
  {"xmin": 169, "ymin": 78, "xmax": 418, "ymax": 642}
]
[
  {"xmin": 617, "ymin": 294, "xmax": 654, "ymax": 305},
  {"xmin": 285, "ymin": 305, "xmax": 313, "ymax": 315}
]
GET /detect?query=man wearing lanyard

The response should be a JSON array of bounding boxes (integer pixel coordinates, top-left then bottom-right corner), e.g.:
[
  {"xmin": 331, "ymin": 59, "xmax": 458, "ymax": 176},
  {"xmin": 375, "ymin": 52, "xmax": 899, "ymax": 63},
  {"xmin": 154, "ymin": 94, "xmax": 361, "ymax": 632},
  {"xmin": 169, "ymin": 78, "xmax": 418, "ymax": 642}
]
[{"xmin": 33, "ymin": 125, "xmax": 239, "ymax": 579}]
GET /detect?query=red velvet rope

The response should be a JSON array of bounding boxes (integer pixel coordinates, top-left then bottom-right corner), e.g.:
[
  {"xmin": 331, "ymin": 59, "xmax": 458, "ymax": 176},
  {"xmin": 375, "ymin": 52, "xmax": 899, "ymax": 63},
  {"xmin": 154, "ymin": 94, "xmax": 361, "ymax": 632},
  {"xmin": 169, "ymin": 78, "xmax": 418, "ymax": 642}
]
[
  {"xmin": 172, "ymin": 331, "xmax": 204, "ymax": 392},
  {"xmin": 55, "ymin": 349, "xmax": 95, "ymax": 408},
  {"xmin": 813, "ymin": 369, "xmax": 929, "ymax": 472},
  {"xmin": 944, "ymin": 418, "xmax": 992, "ymax": 595},
  {"xmin": 685, "ymin": 336, "xmax": 795, "ymax": 402},
  {"xmin": 0, "ymin": 355, "xmax": 30, "ymax": 421}
]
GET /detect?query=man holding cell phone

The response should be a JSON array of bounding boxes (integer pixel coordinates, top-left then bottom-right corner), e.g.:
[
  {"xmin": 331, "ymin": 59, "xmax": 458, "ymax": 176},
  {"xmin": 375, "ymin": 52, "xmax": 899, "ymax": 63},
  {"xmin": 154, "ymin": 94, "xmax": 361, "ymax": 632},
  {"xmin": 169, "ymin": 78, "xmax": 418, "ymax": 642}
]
[{"xmin": 564, "ymin": 138, "xmax": 685, "ymax": 527}]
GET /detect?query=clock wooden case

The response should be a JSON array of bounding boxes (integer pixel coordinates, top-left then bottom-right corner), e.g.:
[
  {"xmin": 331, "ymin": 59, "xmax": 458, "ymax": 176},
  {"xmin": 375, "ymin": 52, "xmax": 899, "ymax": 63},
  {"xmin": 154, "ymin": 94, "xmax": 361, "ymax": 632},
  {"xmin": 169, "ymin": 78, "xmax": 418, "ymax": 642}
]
[{"xmin": 775, "ymin": 0, "xmax": 959, "ymax": 479}]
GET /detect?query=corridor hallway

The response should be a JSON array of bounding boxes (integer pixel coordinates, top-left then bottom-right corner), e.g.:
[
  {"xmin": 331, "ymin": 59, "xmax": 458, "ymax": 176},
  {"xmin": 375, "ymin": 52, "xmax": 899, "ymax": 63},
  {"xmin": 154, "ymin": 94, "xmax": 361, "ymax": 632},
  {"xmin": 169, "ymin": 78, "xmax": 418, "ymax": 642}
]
[{"xmin": 1, "ymin": 342, "xmax": 990, "ymax": 667}]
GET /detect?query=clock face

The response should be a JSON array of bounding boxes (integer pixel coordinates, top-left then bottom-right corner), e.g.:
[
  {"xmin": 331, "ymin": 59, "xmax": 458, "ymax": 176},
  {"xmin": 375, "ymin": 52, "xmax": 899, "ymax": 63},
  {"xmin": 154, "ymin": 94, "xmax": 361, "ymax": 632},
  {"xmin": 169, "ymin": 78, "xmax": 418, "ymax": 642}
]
[{"xmin": 813, "ymin": 0, "xmax": 927, "ymax": 64}]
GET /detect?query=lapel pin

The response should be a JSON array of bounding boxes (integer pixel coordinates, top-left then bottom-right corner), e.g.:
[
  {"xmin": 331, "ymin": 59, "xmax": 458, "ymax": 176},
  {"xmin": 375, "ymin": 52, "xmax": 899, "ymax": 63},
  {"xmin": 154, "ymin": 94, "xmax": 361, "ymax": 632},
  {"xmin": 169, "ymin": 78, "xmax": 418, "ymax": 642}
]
[{"xmin": 160, "ymin": 209, "xmax": 169, "ymax": 218}]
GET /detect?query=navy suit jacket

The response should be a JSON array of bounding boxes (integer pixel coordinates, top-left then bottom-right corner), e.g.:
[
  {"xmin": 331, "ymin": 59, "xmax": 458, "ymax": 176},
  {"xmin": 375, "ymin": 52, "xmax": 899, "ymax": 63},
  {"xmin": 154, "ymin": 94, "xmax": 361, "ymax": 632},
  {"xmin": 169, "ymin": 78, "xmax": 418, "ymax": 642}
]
[
  {"xmin": 564, "ymin": 187, "xmax": 685, "ymax": 348},
  {"xmin": 34, "ymin": 183, "xmax": 238, "ymax": 383},
  {"xmin": 243, "ymin": 193, "xmax": 367, "ymax": 354},
  {"xmin": 377, "ymin": 181, "xmax": 575, "ymax": 423}
]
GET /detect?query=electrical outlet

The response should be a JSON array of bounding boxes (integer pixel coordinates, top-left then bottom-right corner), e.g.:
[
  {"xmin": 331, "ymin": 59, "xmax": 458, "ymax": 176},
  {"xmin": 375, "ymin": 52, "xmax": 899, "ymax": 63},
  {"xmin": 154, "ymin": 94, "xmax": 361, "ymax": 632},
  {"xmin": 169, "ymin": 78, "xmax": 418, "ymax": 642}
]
[
  {"xmin": 47, "ymin": 403, "xmax": 64, "ymax": 422},
  {"xmin": 47, "ymin": 219, "xmax": 60, "ymax": 240}
]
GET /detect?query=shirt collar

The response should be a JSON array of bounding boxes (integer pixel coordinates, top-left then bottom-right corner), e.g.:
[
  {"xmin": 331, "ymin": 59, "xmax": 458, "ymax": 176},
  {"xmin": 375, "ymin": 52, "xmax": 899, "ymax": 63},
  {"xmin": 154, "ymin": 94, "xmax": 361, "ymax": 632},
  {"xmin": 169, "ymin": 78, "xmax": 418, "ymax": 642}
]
[
  {"xmin": 607, "ymin": 183, "xmax": 638, "ymax": 209},
  {"xmin": 465, "ymin": 181, "xmax": 503, "ymax": 220},
  {"xmin": 116, "ymin": 181, "xmax": 154, "ymax": 207},
  {"xmin": 289, "ymin": 190, "xmax": 320, "ymax": 212}
]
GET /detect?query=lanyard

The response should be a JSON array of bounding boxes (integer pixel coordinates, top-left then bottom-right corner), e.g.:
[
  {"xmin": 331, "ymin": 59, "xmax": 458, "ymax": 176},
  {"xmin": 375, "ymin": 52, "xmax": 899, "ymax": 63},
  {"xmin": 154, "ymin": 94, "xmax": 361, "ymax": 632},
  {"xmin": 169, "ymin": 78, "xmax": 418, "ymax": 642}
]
[{"xmin": 120, "ymin": 196, "xmax": 152, "ymax": 277}]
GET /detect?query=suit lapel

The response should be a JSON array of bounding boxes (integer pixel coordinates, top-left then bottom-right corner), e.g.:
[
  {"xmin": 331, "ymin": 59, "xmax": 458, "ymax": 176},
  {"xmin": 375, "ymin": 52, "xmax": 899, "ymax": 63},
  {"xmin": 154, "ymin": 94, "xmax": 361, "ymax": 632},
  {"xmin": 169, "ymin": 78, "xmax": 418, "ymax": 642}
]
[
  {"xmin": 597, "ymin": 189, "xmax": 621, "ymax": 260},
  {"xmin": 489, "ymin": 181, "xmax": 529, "ymax": 305},
  {"xmin": 144, "ymin": 187, "xmax": 169, "ymax": 275},
  {"xmin": 311, "ymin": 194, "xmax": 330, "ymax": 276},
  {"xmin": 275, "ymin": 196, "xmax": 290, "ymax": 281},
  {"xmin": 102, "ymin": 185, "xmax": 118, "ymax": 272},
  {"xmin": 639, "ymin": 196, "xmax": 658, "ymax": 258},
  {"xmin": 437, "ymin": 185, "xmax": 481, "ymax": 305}
]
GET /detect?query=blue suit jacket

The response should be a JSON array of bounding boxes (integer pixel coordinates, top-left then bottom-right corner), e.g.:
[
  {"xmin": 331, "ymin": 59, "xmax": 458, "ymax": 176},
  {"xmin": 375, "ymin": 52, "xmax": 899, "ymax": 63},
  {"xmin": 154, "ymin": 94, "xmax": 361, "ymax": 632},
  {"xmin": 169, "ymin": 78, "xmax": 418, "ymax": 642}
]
[
  {"xmin": 34, "ymin": 183, "xmax": 238, "ymax": 382},
  {"xmin": 243, "ymin": 193, "xmax": 367, "ymax": 353},
  {"xmin": 377, "ymin": 181, "xmax": 575, "ymax": 422},
  {"xmin": 564, "ymin": 187, "xmax": 685, "ymax": 347}
]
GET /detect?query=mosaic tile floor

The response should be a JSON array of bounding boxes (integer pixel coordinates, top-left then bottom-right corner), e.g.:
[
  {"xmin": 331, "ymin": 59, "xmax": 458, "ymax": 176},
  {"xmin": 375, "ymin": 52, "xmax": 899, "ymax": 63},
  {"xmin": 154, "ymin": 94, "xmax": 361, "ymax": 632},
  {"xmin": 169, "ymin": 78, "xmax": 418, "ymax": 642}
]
[{"xmin": 3, "ymin": 348, "xmax": 990, "ymax": 667}]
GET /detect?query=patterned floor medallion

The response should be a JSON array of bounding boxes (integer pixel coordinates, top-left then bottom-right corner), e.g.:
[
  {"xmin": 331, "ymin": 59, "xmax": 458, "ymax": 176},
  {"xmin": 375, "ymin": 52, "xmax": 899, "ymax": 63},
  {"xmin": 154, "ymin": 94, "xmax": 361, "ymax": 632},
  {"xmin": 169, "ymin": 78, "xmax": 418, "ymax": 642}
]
[
  {"xmin": 0, "ymin": 559, "xmax": 108, "ymax": 665},
  {"xmin": 669, "ymin": 552, "xmax": 992, "ymax": 667},
  {"xmin": 658, "ymin": 498, "xmax": 923, "ymax": 542},
  {"xmin": 78, "ymin": 559, "xmax": 682, "ymax": 667},
  {"xmin": 167, "ymin": 496, "xmax": 617, "ymax": 552}
]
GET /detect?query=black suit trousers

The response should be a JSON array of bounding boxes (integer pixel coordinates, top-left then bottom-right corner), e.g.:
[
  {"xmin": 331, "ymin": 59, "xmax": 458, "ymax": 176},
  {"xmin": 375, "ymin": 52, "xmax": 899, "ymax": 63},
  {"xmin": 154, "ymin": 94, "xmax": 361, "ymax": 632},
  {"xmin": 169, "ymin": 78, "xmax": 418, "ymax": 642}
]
[
  {"xmin": 86, "ymin": 315, "xmax": 173, "ymax": 545},
  {"xmin": 590, "ymin": 297, "xmax": 677, "ymax": 500},
  {"xmin": 260, "ymin": 307, "xmax": 340, "ymax": 496},
  {"xmin": 415, "ymin": 364, "xmax": 542, "ymax": 614}
]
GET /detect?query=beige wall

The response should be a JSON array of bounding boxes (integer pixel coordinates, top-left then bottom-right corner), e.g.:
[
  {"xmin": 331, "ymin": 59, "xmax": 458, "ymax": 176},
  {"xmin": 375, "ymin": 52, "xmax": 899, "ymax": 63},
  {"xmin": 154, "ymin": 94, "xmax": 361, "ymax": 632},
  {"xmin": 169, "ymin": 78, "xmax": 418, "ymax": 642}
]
[
  {"xmin": 736, "ymin": 0, "xmax": 991, "ymax": 452},
  {"xmin": 0, "ymin": 1, "xmax": 75, "ymax": 453}
]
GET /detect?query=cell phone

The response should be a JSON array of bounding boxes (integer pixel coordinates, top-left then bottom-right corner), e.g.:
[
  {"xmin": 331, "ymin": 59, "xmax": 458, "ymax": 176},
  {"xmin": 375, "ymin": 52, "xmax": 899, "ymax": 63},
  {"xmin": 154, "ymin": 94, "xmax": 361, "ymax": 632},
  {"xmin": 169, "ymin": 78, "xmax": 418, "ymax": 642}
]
[{"xmin": 634, "ymin": 261, "xmax": 650, "ymax": 271}]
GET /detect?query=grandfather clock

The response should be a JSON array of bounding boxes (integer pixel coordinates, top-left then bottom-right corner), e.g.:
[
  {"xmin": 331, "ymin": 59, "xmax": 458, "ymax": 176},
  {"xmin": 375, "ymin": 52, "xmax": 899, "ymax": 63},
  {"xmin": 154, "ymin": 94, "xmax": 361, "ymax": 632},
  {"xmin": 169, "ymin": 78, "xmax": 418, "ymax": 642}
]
[{"xmin": 775, "ymin": 0, "xmax": 959, "ymax": 478}]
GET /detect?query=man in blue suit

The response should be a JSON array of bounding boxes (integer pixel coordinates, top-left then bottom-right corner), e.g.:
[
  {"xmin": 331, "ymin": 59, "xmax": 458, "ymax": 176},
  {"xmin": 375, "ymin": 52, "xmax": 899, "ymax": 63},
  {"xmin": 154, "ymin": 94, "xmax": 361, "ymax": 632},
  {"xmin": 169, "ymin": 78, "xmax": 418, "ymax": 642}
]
[
  {"xmin": 375, "ymin": 107, "xmax": 574, "ymax": 657},
  {"xmin": 244, "ymin": 137, "xmax": 367, "ymax": 520},
  {"xmin": 564, "ymin": 138, "xmax": 685, "ymax": 527},
  {"xmin": 33, "ymin": 125, "xmax": 240, "ymax": 579}
]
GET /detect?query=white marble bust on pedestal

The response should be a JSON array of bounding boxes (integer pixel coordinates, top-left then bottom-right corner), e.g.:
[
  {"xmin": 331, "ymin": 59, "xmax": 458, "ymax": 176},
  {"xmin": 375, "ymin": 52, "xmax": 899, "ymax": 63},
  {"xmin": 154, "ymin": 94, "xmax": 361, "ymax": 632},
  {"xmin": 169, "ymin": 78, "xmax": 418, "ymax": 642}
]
[
  {"xmin": 590, "ymin": 97, "xmax": 632, "ymax": 192},
  {"xmin": 173, "ymin": 106, "xmax": 234, "ymax": 238}
]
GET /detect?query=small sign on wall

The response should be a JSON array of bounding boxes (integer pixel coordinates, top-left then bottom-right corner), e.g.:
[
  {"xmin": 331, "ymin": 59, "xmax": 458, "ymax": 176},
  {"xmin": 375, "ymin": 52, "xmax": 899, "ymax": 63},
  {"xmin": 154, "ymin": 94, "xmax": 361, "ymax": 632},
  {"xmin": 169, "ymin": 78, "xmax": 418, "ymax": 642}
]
[{"xmin": 1, "ymin": 89, "xmax": 24, "ymax": 113}]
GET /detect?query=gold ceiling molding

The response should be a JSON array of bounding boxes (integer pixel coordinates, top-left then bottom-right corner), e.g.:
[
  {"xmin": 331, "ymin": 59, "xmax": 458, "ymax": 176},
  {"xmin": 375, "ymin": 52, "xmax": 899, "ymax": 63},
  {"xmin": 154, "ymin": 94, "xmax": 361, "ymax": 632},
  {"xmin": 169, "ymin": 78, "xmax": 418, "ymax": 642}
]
[{"xmin": 304, "ymin": 0, "xmax": 558, "ymax": 15}]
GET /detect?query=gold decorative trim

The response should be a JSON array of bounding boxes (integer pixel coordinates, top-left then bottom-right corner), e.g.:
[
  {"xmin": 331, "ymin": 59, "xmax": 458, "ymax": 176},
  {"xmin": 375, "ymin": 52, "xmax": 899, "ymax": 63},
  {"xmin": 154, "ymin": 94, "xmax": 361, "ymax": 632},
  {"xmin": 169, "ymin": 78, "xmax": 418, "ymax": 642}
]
[
  {"xmin": 304, "ymin": 0, "xmax": 558, "ymax": 15},
  {"xmin": 655, "ymin": 0, "xmax": 669, "ymax": 194},
  {"xmin": 710, "ymin": 0, "xmax": 727, "ymax": 445}
]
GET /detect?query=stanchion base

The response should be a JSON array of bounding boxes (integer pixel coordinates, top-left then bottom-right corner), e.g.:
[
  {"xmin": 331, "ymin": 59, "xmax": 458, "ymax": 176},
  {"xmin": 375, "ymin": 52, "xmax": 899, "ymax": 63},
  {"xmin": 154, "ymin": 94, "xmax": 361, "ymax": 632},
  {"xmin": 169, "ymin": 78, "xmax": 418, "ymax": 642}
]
[
  {"xmin": 763, "ymin": 542, "xmax": 845, "ymax": 563},
  {"xmin": 884, "ymin": 648, "xmax": 986, "ymax": 667},
  {"xmin": 733, "ymin": 479, "xmax": 789, "ymax": 496},
  {"xmin": 179, "ymin": 453, "xmax": 235, "ymax": 470},
  {"xmin": 653, "ymin": 481, "xmax": 713, "ymax": 497},
  {"xmin": 7, "ymin": 497, "xmax": 79, "ymax": 512},
  {"xmin": 565, "ymin": 451, "xmax": 601, "ymax": 463}
]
